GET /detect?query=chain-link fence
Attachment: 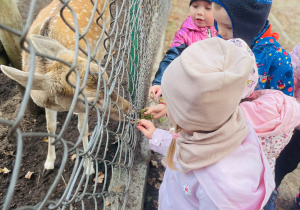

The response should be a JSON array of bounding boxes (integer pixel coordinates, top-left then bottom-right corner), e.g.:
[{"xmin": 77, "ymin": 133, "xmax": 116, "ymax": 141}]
[{"xmin": 0, "ymin": 0, "xmax": 171, "ymax": 209}]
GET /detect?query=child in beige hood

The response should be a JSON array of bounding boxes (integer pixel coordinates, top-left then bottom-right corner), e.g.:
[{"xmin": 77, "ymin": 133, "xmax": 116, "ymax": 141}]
[{"xmin": 138, "ymin": 37, "xmax": 274, "ymax": 209}]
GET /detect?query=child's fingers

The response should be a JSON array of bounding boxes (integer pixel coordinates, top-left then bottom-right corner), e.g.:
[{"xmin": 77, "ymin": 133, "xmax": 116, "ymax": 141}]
[
  {"xmin": 144, "ymin": 104, "xmax": 162, "ymax": 114},
  {"xmin": 148, "ymin": 87, "xmax": 157, "ymax": 99},
  {"xmin": 148, "ymin": 85, "xmax": 162, "ymax": 100},
  {"xmin": 137, "ymin": 120, "xmax": 154, "ymax": 139},
  {"xmin": 138, "ymin": 119, "xmax": 156, "ymax": 131},
  {"xmin": 137, "ymin": 125, "xmax": 147, "ymax": 133},
  {"xmin": 144, "ymin": 106, "xmax": 154, "ymax": 115},
  {"xmin": 149, "ymin": 90, "xmax": 155, "ymax": 99},
  {"xmin": 152, "ymin": 112, "xmax": 165, "ymax": 119},
  {"xmin": 138, "ymin": 119, "xmax": 152, "ymax": 128},
  {"xmin": 144, "ymin": 104, "xmax": 166, "ymax": 119},
  {"xmin": 156, "ymin": 89, "xmax": 162, "ymax": 98}
]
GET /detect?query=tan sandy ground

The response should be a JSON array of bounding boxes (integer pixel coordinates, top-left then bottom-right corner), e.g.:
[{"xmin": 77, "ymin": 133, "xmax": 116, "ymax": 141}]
[{"xmin": 152, "ymin": 0, "xmax": 300, "ymax": 209}]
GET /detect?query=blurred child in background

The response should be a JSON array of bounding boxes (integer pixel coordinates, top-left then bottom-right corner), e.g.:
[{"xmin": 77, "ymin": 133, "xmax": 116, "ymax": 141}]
[
  {"xmin": 203, "ymin": 1, "xmax": 295, "ymax": 208},
  {"xmin": 274, "ymin": 43, "xmax": 300, "ymax": 210},
  {"xmin": 149, "ymin": 0, "xmax": 217, "ymax": 99}
]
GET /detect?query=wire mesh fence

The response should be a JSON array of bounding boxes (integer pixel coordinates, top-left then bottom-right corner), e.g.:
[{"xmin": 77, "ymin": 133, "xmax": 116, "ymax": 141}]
[{"xmin": 0, "ymin": 0, "xmax": 171, "ymax": 209}]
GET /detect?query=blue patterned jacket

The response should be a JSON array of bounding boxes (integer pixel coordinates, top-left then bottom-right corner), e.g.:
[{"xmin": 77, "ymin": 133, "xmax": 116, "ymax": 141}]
[{"xmin": 251, "ymin": 21, "xmax": 294, "ymax": 96}]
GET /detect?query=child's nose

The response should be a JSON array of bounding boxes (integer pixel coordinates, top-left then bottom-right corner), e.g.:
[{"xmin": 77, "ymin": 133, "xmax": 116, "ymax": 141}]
[{"xmin": 197, "ymin": 8, "xmax": 204, "ymax": 16}]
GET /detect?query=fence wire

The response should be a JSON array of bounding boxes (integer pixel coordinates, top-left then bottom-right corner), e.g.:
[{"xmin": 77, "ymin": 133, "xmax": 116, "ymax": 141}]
[{"xmin": 0, "ymin": 0, "xmax": 171, "ymax": 209}]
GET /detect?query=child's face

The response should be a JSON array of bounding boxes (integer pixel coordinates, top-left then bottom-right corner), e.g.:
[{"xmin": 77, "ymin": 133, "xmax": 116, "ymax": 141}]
[
  {"xmin": 212, "ymin": 5, "xmax": 233, "ymax": 40},
  {"xmin": 189, "ymin": 1, "xmax": 214, "ymax": 27}
]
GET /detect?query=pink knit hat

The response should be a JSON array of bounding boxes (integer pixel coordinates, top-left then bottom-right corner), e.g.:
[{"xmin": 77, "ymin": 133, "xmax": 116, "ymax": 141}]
[{"xmin": 161, "ymin": 37, "xmax": 254, "ymax": 131}]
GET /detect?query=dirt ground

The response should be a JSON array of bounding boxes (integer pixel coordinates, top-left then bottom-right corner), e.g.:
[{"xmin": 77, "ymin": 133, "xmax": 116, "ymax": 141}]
[
  {"xmin": 0, "ymin": 75, "xmax": 122, "ymax": 209},
  {"xmin": 144, "ymin": 0, "xmax": 300, "ymax": 209}
]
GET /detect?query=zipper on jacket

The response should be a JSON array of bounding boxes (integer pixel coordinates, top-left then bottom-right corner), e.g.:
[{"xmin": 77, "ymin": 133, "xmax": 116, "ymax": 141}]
[{"xmin": 208, "ymin": 28, "xmax": 212, "ymax": 38}]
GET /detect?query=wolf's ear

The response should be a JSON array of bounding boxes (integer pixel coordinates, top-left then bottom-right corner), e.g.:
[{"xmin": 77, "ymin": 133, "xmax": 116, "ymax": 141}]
[{"xmin": 1, "ymin": 65, "xmax": 52, "ymax": 90}]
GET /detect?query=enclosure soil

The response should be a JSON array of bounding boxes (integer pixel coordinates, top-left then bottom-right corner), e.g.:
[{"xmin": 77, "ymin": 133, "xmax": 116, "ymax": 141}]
[{"xmin": 0, "ymin": 71, "xmax": 123, "ymax": 209}]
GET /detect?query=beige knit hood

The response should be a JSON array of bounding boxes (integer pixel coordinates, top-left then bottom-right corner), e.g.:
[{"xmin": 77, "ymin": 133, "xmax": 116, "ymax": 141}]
[{"xmin": 161, "ymin": 37, "xmax": 254, "ymax": 172}]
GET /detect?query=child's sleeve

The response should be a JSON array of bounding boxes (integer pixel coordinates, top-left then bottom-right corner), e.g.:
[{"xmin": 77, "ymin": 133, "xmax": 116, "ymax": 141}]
[
  {"xmin": 253, "ymin": 46, "xmax": 294, "ymax": 96},
  {"xmin": 152, "ymin": 44, "xmax": 187, "ymax": 86},
  {"xmin": 152, "ymin": 29, "xmax": 188, "ymax": 86},
  {"xmin": 149, "ymin": 128, "xmax": 172, "ymax": 156},
  {"xmin": 170, "ymin": 29, "xmax": 188, "ymax": 48},
  {"xmin": 252, "ymin": 47, "xmax": 270, "ymax": 90}
]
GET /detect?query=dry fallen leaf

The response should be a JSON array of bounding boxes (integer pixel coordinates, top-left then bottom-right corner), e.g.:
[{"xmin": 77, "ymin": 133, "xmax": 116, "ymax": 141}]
[
  {"xmin": 158, "ymin": 171, "xmax": 164, "ymax": 181},
  {"xmin": 25, "ymin": 171, "xmax": 34, "ymax": 179},
  {"xmin": 113, "ymin": 185, "xmax": 123, "ymax": 193},
  {"xmin": 70, "ymin": 154, "xmax": 76, "ymax": 162},
  {"xmin": 93, "ymin": 172, "xmax": 105, "ymax": 184},
  {"xmin": 4, "ymin": 151, "xmax": 14, "ymax": 156},
  {"xmin": 105, "ymin": 200, "xmax": 111, "ymax": 207},
  {"xmin": 154, "ymin": 182, "xmax": 161, "ymax": 190},
  {"xmin": 0, "ymin": 167, "xmax": 10, "ymax": 174},
  {"xmin": 154, "ymin": 200, "xmax": 159, "ymax": 208},
  {"xmin": 117, "ymin": 185, "xmax": 123, "ymax": 192},
  {"xmin": 111, "ymin": 140, "xmax": 118, "ymax": 145},
  {"xmin": 151, "ymin": 160, "xmax": 158, "ymax": 168},
  {"xmin": 42, "ymin": 137, "xmax": 48, "ymax": 142},
  {"xmin": 147, "ymin": 178, "xmax": 156, "ymax": 186}
]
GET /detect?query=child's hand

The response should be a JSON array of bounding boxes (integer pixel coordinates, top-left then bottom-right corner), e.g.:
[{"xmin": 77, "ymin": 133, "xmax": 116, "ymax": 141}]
[
  {"xmin": 137, "ymin": 119, "xmax": 156, "ymax": 139},
  {"xmin": 149, "ymin": 85, "xmax": 162, "ymax": 100},
  {"xmin": 145, "ymin": 104, "xmax": 167, "ymax": 119}
]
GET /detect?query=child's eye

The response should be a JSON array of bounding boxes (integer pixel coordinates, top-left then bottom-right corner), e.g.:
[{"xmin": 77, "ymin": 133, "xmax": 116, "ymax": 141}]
[
  {"xmin": 193, "ymin": 5, "xmax": 198, "ymax": 9},
  {"xmin": 206, "ymin": 7, "xmax": 212, "ymax": 10}
]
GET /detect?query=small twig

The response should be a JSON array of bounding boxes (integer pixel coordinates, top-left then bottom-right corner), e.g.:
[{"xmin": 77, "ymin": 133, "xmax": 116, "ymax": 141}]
[
  {"xmin": 61, "ymin": 175, "xmax": 68, "ymax": 187},
  {"xmin": 37, "ymin": 173, "xmax": 41, "ymax": 185}
]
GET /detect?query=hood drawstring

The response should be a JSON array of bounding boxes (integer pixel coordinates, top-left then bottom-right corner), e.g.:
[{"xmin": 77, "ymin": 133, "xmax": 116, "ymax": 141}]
[{"xmin": 208, "ymin": 28, "xmax": 212, "ymax": 38}]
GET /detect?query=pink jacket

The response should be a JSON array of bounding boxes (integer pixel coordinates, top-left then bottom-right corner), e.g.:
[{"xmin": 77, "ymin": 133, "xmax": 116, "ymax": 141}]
[
  {"xmin": 170, "ymin": 16, "xmax": 217, "ymax": 48},
  {"xmin": 240, "ymin": 89, "xmax": 300, "ymax": 171},
  {"xmin": 240, "ymin": 90, "xmax": 300, "ymax": 135},
  {"xmin": 149, "ymin": 121, "xmax": 274, "ymax": 209},
  {"xmin": 290, "ymin": 43, "xmax": 300, "ymax": 102}
]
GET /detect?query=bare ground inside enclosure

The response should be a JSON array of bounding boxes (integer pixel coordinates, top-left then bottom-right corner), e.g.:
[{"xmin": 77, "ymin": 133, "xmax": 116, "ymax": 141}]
[
  {"xmin": 0, "ymin": 0, "xmax": 137, "ymax": 209},
  {"xmin": 144, "ymin": 0, "xmax": 300, "ymax": 209}
]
